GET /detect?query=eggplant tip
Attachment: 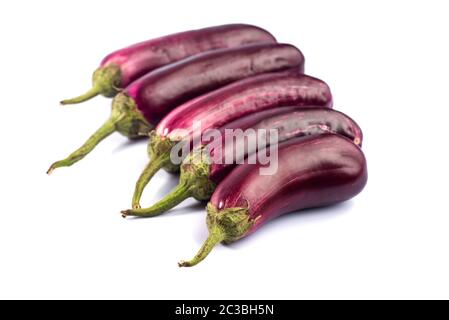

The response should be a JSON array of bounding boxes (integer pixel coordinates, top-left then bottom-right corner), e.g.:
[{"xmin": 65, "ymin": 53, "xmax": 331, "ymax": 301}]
[
  {"xmin": 46, "ymin": 166, "xmax": 55, "ymax": 175},
  {"xmin": 120, "ymin": 210, "xmax": 129, "ymax": 218},
  {"xmin": 178, "ymin": 260, "xmax": 189, "ymax": 268}
]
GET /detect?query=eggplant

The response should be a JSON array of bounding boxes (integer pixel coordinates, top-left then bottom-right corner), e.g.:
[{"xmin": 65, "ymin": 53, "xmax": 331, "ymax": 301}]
[
  {"xmin": 179, "ymin": 134, "xmax": 368, "ymax": 267},
  {"xmin": 61, "ymin": 24, "xmax": 276, "ymax": 104},
  {"xmin": 130, "ymin": 71, "xmax": 333, "ymax": 208},
  {"xmin": 48, "ymin": 43, "xmax": 304, "ymax": 174},
  {"xmin": 122, "ymin": 108, "xmax": 362, "ymax": 217}
]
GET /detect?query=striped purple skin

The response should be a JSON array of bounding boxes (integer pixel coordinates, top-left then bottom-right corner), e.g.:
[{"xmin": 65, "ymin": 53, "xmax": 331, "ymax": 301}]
[
  {"xmin": 126, "ymin": 71, "xmax": 329, "ymax": 210},
  {"xmin": 210, "ymin": 134, "xmax": 367, "ymax": 236},
  {"xmin": 101, "ymin": 24, "xmax": 276, "ymax": 87},
  {"xmin": 155, "ymin": 71, "xmax": 332, "ymax": 143},
  {"xmin": 125, "ymin": 43, "xmax": 305, "ymax": 125},
  {"xmin": 121, "ymin": 108, "xmax": 361, "ymax": 219},
  {"xmin": 206, "ymin": 108, "xmax": 363, "ymax": 184}
]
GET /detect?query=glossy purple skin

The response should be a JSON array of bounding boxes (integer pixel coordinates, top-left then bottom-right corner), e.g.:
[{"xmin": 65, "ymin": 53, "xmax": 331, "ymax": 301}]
[
  {"xmin": 126, "ymin": 43, "xmax": 304, "ymax": 125},
  {"xmin": 101, "ymin": 24, "xmax": 276, "ymax": 86},
  {"xmin": 155, "ymin": 71, "xmax": 332, "ymax": 142},
  {"xmin": 210, "ymin": 134, "xmax": 367, "ymax": 236},
  {"xmin": 206, "ymin": 108, "xmax": 363, "ymax": 183}
]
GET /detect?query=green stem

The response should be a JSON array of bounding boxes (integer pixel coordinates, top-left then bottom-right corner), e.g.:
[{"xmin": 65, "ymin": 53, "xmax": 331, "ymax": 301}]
[
  {"xmin": 131, "ymin": 155, "xmax": 170, "ymax": 209},
  {"xmin": 178, "ymin": 224, "xmax": 225, "ymax": 268},
  {"xmin": 60, "ymin": 65, "xmax": 122, "ymax": 105},
  {"xmin": 46, "ymin": 116, "xmax": 119, "ymax": 174},
  {"xmin": 60, "ymin": 86, "xmax": 101, "ymax": 105},
  {"xmin": 123, "ymin": 183, "xmax": 192, "ymax": 217}
]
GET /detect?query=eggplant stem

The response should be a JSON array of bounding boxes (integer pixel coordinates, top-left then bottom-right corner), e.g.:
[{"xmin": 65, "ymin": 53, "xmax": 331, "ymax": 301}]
[
  {"xmin": 178, "ymin": 224, "xmax": 225, "ymax": 268},
  {"xmin": 123, "ymin": 183, "xmax": 192, "ymax": 217},
  {"xmin": 60, "ymin": 86, "xmax": 101, "ymax": 105},
  {"xmin": 131, "ymin": 155, "xmax": 171, "ymax": 208},
  {"xmin": 60, "ymin": 65, "xmax": 122, "ymax": 104},
  {"xmin": 46, "ymin": 116, "xmax": 119, "ymax": 174}
]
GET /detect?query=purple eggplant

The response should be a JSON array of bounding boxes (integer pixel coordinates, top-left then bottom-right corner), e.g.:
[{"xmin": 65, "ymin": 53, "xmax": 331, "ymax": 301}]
[
  {"xmin": 130, "ymin": 71, "xmax": 333, "ymax": 208},
  {"xmin": 122, "ymin": 108, "xmax": 362, "ymax": 217},
  {"xmin": 48, "ymin": 43, "xmax": 304, "ymax": 174},
  {"xmin": 179, "ymin": 134, "xmax": 368, "ymax": 267},
  {"xmin": 61, "ymin": 24, "xmax": 276, "ymax": 105}
]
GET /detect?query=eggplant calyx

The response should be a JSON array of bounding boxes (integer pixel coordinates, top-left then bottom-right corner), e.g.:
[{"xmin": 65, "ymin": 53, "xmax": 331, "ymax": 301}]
[
  {"xmin": 60, "ymin": 64, "xmax": 122, "ymax": 105},
  {"xmin": 112, "ymin": 93, "xmax": 152, "ymax": 138},
  {"xmin": 92, "ymin": 64, "xmax": 122, "ymax": 97},
  {"xmin": 206, "ymin": 203, "xmax": 253, "ymax": 243},
  {"xmin": 180, "ymin": 147, "xmax": 216, "ymax": 201},
  {"xmin": 178, "ymin": 203, "xmax": 253, "ymax": 267},
  {"xmin": 148, "ymin": 131, "xmax": 181, "ymax": 172}
]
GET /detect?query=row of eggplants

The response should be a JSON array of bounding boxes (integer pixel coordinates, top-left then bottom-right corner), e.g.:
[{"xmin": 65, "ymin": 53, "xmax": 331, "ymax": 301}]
[{"xmin": 49, "ymin": 24, "xmax": 367, "ymax": 267}]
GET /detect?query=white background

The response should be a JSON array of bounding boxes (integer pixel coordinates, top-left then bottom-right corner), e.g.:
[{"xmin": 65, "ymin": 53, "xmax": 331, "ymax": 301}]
[{"xmin": 1, "ymin": 0, "xmax": 448, "ymax": 299}]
